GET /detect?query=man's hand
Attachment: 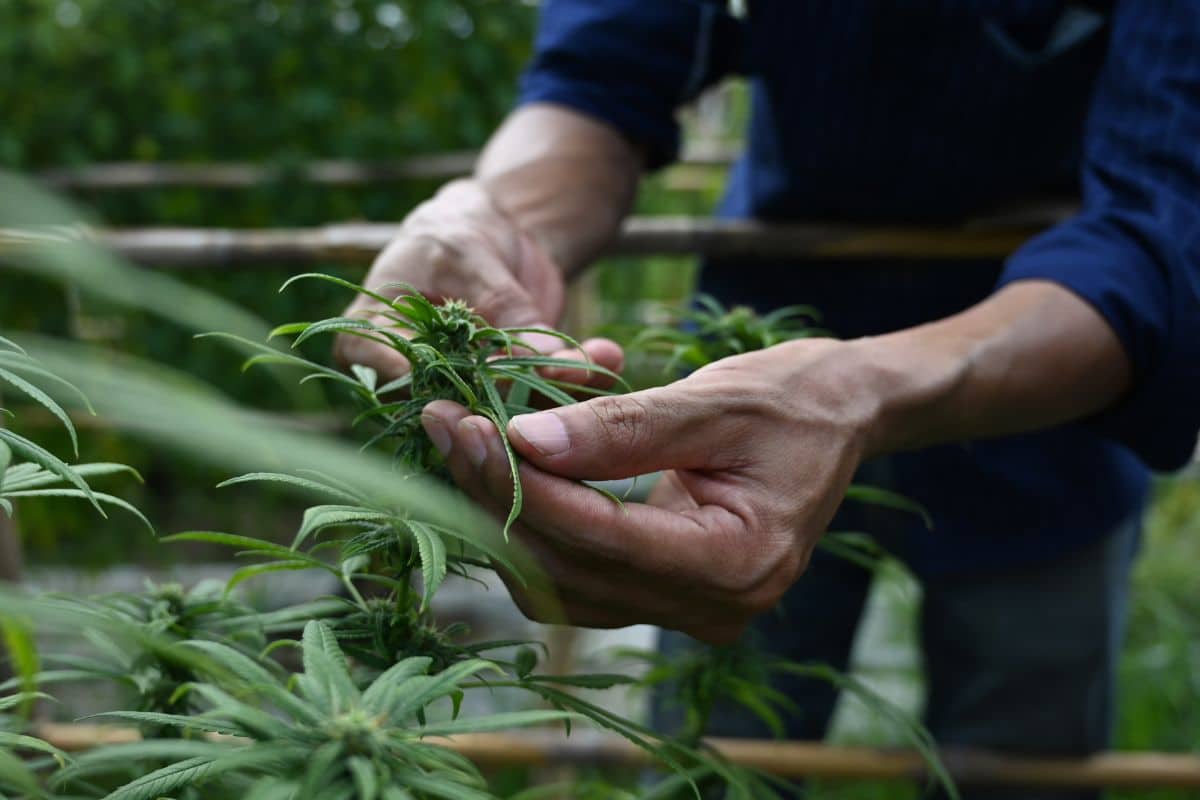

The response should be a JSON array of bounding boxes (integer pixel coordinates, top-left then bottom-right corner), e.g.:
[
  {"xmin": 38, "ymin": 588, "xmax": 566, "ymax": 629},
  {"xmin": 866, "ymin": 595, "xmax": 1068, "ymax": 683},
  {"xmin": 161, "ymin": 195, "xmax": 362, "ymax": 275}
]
[
  {"xmin": 418, "ymin": 281, "xmax": 1133, "ymax": 642},
  {"xmin": 420, "ymin": 338, "xmax": 875, "ymax": 644},
  {"xmin": 334, "ymin": 180, "xmax": 568, "ymax": 381},
  {"xmin": 334, "ymin": 105, "xmax": 642, "ymax": 382}
]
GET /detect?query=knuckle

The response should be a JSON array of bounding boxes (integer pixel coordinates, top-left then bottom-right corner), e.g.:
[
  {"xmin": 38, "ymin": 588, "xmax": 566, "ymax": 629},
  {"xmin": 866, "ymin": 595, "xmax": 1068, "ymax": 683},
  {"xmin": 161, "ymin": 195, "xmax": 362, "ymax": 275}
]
[
  {"xmin": 416, "ymin": 234, "xmax": 464, "ymax": 271},
  {"xmin": 473, "ymin": 280, "xmax": 531, "ymax": 318},
  {"xmin": 588, "ymin": 394, "xmax": 653, "ymax": 449},
  {"xmin": 472, "ymin": 281, "xmax": 540, "ymax": 326}
]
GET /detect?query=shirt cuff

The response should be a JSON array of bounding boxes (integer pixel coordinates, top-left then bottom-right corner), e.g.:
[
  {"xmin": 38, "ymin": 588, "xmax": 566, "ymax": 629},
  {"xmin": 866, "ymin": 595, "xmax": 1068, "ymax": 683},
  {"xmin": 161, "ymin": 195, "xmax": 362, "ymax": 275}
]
[{"xmin": 998, "ymin": 216, "xmax": 1199, "ymax": 470}]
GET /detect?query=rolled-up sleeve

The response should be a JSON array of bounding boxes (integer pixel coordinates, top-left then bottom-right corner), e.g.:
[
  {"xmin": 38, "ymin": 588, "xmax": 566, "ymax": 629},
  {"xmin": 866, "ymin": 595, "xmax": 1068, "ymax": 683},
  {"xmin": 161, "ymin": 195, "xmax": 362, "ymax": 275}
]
[
  {"xmin": 518, "ymin": 0, "xmax": 742, "ymax": 169},
  {"xmin": 997, "ymin": 1, "xmax": 1200, "ymax": 470}
]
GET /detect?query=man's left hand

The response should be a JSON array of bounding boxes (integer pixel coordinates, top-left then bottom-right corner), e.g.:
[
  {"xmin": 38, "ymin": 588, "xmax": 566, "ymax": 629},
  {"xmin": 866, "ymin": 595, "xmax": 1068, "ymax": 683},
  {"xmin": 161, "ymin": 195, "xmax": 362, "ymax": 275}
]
[{"xmin": 420, "ymin": 338, "xmax": 877, "ymax": 644}]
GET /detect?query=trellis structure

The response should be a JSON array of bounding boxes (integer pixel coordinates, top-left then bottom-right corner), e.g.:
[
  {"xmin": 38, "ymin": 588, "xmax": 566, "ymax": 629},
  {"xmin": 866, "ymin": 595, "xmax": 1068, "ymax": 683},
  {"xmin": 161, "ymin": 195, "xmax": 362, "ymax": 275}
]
[
  {"xmin": 3, "ymin": 156, "xmax": 1197, "ymax": 792},
  {"xmin": 1, "ymin": 206, "xmax": 1074, "ymax": 270},
  {"xmin": 33, "ymin": 725, "xmax": 1200, "ymax": 790}
]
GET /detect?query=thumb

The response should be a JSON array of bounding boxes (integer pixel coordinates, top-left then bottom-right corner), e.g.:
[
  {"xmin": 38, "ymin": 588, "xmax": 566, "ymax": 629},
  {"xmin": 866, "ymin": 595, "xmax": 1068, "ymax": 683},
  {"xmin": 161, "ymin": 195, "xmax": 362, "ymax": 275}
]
[{"xmin": 507, "ymin": 386, "xmax": 719, "ymax": 480}]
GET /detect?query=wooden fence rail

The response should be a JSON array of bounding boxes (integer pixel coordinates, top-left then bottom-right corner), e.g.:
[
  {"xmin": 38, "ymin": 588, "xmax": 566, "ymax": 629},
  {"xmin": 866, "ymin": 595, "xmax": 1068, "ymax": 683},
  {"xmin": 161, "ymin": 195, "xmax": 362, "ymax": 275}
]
[
  {"xmin": 36, "ymin": 725, "xmax": 1200, "ymax": 790},
  {"xmin": 33, "ymin": 143, "xmax": 742, "ymax": 192},
  {"xmin": 0, "ymin": 206, "xmax": 1075, "ymax": 269}
]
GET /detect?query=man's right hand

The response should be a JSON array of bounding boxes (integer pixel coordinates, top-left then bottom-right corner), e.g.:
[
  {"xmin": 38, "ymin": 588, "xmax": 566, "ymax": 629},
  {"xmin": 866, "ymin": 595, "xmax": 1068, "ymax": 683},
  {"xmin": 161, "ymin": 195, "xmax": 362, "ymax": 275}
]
[
  {"xmin": 335, "ymin": 104, "xmax": 641, "ymax": 384},
  {"xmin": 334, "ymin": 179, "xmax": 570, "ymax": 382}
]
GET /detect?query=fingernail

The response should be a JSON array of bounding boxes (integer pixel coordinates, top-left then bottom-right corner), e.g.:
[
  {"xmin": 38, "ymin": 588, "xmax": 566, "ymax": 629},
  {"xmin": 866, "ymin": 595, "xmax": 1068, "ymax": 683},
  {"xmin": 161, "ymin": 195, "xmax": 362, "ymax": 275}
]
[
  {"xmin": 459, "ymin": 420, "xmax": 489, "ymax": 467},
  {"xmin": 511, "ymin": 413, "xmax": 569, "ymax": 456},
  {"xmin": 422, "ymin": 414, "xmax": 452, "ymax": 457}
]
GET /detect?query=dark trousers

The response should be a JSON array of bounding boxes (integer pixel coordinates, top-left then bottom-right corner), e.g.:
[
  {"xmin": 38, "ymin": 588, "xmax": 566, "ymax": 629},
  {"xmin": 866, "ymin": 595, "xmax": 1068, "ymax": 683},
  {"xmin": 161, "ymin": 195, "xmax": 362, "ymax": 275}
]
[{"xmin": 655, "ymin": 520, "xmax": 1139, "ymax": 800}]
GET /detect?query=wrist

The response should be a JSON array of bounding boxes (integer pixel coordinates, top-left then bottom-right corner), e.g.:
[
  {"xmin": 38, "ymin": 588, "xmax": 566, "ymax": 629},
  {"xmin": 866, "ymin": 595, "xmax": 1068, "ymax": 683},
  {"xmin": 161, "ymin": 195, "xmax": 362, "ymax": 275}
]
[
  {"xmin": 765, "ymin": 338, "xmax": 891, "ymax": 465},
  {"xmin": 839, "ymin": 331, "xmax": 971, "ymax": 460}
]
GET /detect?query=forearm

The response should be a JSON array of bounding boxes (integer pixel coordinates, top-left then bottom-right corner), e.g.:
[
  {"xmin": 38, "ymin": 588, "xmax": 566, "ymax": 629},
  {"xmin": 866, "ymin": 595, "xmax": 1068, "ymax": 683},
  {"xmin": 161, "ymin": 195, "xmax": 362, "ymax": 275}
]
[
  {"xmin": 474, "ymin": 103, "xmax": 643, "ymax": 276},
  {"xmin": 849, "ymin": 280, "xmax": 1133, "ymax": 458}
]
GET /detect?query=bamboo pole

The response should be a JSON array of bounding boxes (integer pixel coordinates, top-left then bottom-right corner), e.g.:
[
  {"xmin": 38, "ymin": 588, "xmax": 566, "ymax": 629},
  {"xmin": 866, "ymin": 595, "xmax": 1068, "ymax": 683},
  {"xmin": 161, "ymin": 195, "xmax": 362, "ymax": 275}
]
[
  {"xmin": 33, "ymin": 724, "xmax": 1200, "ymax": 789},
  {"xmin": 33, "ymin": 143, "xmax": 742, "ymax": 192},
  {"xmin": 0, "ymin": 206, "xmax": 1075, "ymax": 269}
]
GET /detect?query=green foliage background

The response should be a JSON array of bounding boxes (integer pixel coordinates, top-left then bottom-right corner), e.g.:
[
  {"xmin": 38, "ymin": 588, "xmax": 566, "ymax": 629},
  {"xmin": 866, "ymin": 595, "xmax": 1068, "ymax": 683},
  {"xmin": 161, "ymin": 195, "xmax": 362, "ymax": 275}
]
[
  {"xmin": 1, "ymin": 0, "xmax": 540, "ymax": 561},
  {"xmin": 1, "ymin": 0, "xmax": 715, "ymax": 564}
]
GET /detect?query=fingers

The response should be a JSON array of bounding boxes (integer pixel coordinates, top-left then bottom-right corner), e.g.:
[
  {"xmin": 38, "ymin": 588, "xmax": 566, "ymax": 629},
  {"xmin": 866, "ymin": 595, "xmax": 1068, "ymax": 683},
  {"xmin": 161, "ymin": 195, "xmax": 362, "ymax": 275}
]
[
  {"xmin": 538, "ymin": 338, "xmax": 624, "ymax": 391},
  {"xmin": 421, "ymin": 401, "xmax": 769, "ymax": 641},
  {"xmin": 506, "ymin": 382, "xmax": 731, "ymax": 481},
  {"xmin": 331, "ymin": 180, "xmax": 567, "ymax": 381},
  {"xmin": 425, "ymin": 405, "xmax": 744, "ymax": 584}
]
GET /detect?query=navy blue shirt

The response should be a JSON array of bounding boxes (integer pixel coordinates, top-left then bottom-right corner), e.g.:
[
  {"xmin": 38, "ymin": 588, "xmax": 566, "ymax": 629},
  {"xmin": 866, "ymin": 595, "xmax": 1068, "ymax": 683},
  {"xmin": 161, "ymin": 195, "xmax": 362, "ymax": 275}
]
[{"xmin": 519, "ymin": 1, "xmax": 1200, "ymax": 576}]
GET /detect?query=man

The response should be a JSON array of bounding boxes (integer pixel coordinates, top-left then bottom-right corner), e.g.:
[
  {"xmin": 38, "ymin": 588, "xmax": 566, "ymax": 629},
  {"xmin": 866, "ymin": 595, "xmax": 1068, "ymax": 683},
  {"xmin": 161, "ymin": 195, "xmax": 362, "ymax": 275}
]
[{"xmin": 335, "ymin": 3, "xmax": 1200, "ymax": 797}]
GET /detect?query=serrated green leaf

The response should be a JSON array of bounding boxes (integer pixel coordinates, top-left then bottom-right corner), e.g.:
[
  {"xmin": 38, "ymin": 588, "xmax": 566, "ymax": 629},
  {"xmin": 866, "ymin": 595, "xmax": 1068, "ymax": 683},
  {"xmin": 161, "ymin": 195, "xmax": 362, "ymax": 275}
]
[
  {"xmin": 295, "ymin": 505, "xmax": 395, "ymax": 550},
  {"xmin": 347, "ymin": 756, "xmax": 379, "ymax": 800},
  {"xmin": 414, "ymin": 709, "xmax": 574, "ymax": 738},
  {"xmin": 1, "ymin": 489, "xmax": 152, "ymax": 532},
  {"xmin": 292, "ymin": 317, "xmax": 379, "ymax": 348},
  {"xmin": 81, "ymin": 710, "xmax": 244, "ymax": 737},
  {"xmin": 0, "ymin": 731, "xmax": 66, "ymax": 759},
  {"xmin": 300, "ymin": 621, "xmax": 359, "ymax": 712},
  {"xmin": 217, "ymin": 472, "xmax": 364, "ymax": 504},
  {"xmin": 101, "ymin": 746, "xmax": 285, "ymax": 800},
  {"xmin": 0, "ymin": 429, "xmax": 99, "ymax": 513},
  {"xmin": 386, "ymin": 660, "xmax": 501, "ymax": 722},
  {"xmin": 360, "ymin": 657, "xmax": 433, "ymax": 714},
  {"xmin": 0, "ymin": 365, "xmax": 80, "ymax": 455},
  {"xmin": 51, "ymin": 739, "xmax": 229, "ymax": 787},
  {"xmin": 279, "ymin": 273, "xmax": 399, "ymax": 309},
  {"xmin": 390, "ymin": 768, "xmax": 494, "ymax": 800},
  {"xmin": 405, "ymin": 520, "xmax": 447, "ymax": 612}
]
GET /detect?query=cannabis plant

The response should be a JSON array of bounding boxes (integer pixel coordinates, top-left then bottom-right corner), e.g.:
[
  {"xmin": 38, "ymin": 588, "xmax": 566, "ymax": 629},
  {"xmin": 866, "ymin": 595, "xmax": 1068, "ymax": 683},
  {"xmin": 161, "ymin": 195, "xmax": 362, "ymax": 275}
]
[
  {"xmin": 8, "ymin": 583, "xmax": 273, "ymax": 728},
  {"xmin": 166, "ymin": 468, "xmax": 525, "ymax": 677},
  {"xmin": 0, "ymin": 690, "xmax": 65, "ymax": 800},
  {"xmin": 165, "ymin": 477, "xmax": 757, "ymax": 796},
  {"xmin": 630, "ymin": 295, "xmax": 824, "ymax": 377},
  {"xmin": 53, "ymin": 621, "xmax": 575, "ymax": 800},
  {"xmin": 209, "ymin": 274, "xmax": 624, "ymax": 536},
  {"xmin": 0, "ymin": 275, "xmax": 958, "ymax": 800},
  {"xmin": 0, "ymin": 337, "xmax": 149, "ymax": 526}
]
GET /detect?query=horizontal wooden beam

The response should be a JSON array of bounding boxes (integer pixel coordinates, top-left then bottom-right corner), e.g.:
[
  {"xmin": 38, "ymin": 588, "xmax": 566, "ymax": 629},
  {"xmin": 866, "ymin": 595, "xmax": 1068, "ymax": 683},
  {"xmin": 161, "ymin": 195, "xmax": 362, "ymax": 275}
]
[
  {"xmin": 33, "ymin": 143, "xmax": 742, "ymax": 192},
  {"xmin": 0, "ymin": 206, "xmax": 1073, "ymax": 268},
  {"xmin": 35, "ymin": 724, "xmax": 1200, "ymax": 789}
]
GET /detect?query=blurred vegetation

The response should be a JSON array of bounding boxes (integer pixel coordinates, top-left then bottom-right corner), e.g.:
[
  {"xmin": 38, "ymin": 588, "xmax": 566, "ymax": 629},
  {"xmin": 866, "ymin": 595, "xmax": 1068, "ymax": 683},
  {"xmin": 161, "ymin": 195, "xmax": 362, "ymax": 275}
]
[
  {"xmin": 1111, "ymin": 475, "xmax": 1200, "ymax": 800},
  {"xmin": 1, "ymin": 0, "xmax": 729, "ymax": 564},
  {"xmin": 1, "ymin": 0, "xmax": 538, "ymax": 560}
]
